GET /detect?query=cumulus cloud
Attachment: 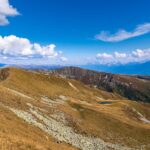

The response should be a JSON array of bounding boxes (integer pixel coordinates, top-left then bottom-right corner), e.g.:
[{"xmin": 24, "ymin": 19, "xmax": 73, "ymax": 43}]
[
  {"xmin": 132, "ymin": 49, "xmax": 150, "ymax": 58},
  {"xmin": 95, "ymin": 48, "xmax": 150, "ymax": 64},
  {"xmin": 0, "ymin": 35, "xmax": 67, "ymax": 63},
  {"xmin": 95, "ymin": 23, "xmax": 150, "ymax": 42},
  {"xmin": 96, "ymin": 53, "xmax": 113, "ymax": 59},
  {"xmin": 0, "ymin": 0, "xmax": 19, "ymax": 25},
  {"xmin": 114, "ymin": 52, "xmax": 127, "ymax": 58},
  {"xmin": 60, "ymin": 57, "xmax": 68, "ymax": 62}
]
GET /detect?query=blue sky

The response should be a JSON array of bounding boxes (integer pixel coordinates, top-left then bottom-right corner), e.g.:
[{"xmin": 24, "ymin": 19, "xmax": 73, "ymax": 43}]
[{"xmin": 0, "ymin": 0, "xmax": 150, "ymax": 65}]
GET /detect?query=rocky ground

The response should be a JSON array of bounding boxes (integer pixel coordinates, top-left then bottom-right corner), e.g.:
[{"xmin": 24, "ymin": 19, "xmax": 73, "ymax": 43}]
[{"xmin": 0, "ymin": 67, "xmax": 149, "ymax": 150}]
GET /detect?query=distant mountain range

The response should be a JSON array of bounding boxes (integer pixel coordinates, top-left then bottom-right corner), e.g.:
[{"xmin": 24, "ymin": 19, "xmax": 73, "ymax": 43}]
[
  {"xmin": 80, "ymin": 61, "xmax": 150, "ymax": 75},
  {"xmin": 0, "ymin": 63, "xmax": 6, "ymax": 68},
  {"xmin": 1, "ymin": 61, "xmax": 150, "ymax": 75}
]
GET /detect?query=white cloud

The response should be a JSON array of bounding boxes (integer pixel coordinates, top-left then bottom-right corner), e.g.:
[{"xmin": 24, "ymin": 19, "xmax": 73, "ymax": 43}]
[
  {"xmin": 60, "ymin": 57, "xmax": 68, "ymax": 62},
  {"xmin": 95, "ymin": 48, "xmax": 150, "ymax": 64},
  {"xmin": 95, "ymin": 23, "xmax": 150, "ymax": 42},
  {"xmin": 132, "ymin": 49, "xmax": 150, "ymax": 58},
  {"xmin": 2, "ymin": 56, "xmax": 7, "ymax": 59},
  {"xmin": 96, "ymin": 53, "xmax": 113, "ymax": 59},
  {"xmin": 0, "ymin": 0, "xmax": 19, "ymax": 25},
  {"xmin": 0, "ymin": 35, "xmax": 67, "ymax": 63},
  {"xmin": 114, "ymin": 52, "xmax": 127, "ymax": 58}
]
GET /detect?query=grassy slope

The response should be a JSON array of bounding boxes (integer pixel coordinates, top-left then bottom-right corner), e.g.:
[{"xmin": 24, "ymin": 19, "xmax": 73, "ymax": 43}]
[
  {"xmin": 54, "ymin": 66, "xmax": 150, "ymax": 102},
  {"xmin": 0, "ymin": 105, "xmax": 77, "ymax": 150},
  {"xmin": 0, "ymin": 67, "xmax": 149, "ymax": 149},
  {"xmin": 0, "ymin": 68, "xmax": 122, "ymax": 101}
]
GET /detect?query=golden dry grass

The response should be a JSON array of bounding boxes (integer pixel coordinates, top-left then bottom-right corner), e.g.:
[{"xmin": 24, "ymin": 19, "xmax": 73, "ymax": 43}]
[
  {"xmin": 0, "ymin": 106, "xmax": 77, "ymax": 150},
  {"xmin": 0, "ymin": 67, "xmax": 149, "ymax": 149}
]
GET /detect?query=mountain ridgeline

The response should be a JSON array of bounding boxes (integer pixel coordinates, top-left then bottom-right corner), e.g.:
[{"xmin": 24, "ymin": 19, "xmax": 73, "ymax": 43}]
[
  {"xmin": 0, "ymin": 67, "xmax": 149, "ymax": 149},
  {"xmin": 52, "ymin": 67, "xmax": 150, "ymax": 102}
]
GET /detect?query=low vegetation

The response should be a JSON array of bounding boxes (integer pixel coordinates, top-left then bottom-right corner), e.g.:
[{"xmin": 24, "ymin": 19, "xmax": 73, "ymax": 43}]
[{"xmin": 0, "ymin": 67, "xmax": 149, "ymax": 150}]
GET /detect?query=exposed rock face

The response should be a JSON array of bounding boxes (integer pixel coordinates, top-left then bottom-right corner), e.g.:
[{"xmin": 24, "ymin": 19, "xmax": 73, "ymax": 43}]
[
  {"xmin": 0, "ymin": 68, "xmax": 10, "ymax": 81},
  {"xmin": 53, "ymin": 67, "xmax": 150, "ymax": 102}
]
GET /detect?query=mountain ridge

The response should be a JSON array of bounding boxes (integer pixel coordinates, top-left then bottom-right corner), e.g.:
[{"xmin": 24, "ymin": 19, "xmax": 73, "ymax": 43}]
[
  {"xmin": 52, "ymin": 66, "xmax": 150, "ymax": 103},
  {"xmin": 81, "ymin": 61, "xmax": 150, "ymax": 75},
  {"xmin": 2, "ymin": 60, "xmax": 150, "ymax": 75},
  {"xmin": 0, "ymin": 67, "xmax": 149, "ymax": 149}
]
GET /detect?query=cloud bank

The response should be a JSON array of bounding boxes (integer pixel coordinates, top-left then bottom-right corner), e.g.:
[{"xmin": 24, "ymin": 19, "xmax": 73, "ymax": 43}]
[
  {"xmin": 96, "ymin": 53, "xmax": 113, "ymax": 59},
  {"xmin": 95, "ymin": 23, "xmax": 150, "ymax": 42},
  {"xmin": 95, "ymin": 49, "xmax": 150, "ymax": 64},
  {"xmin": 0, "ymin": 0, "xmax": 19, "ymax": 25},
  {"xmin": 0, "ymin": 35, "xmax": 67, "ymax": 64}
]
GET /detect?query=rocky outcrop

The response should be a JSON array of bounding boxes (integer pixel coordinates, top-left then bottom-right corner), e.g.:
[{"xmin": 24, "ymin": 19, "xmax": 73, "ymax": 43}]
[
  {"xmin": 53, "ymin": 67, "xmax": 150, "ymax": 102},
  {"xmin": 0, "ymin": 68, "xmax": 10, "ymax": 81},
  {"xmin": 1, "ymin": 102, "xmax": 133, "ymax": 150}
]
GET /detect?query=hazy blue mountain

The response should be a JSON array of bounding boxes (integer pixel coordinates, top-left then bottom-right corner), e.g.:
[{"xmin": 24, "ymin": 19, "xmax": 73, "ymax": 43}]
[
  {"xmin": 0, "ymin": 63, "xmax": 6, "ymax": 68},
  {"xmin": 2, "ymin": 61, "xmax": 150, "ymax": 75},
  {"xmin": 7, "ymin": 64, "xmax": 63, "ymax": 70},
  {"xmin": 80, "ymin": 61, "xmax": 150, "ymax": 75}
]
